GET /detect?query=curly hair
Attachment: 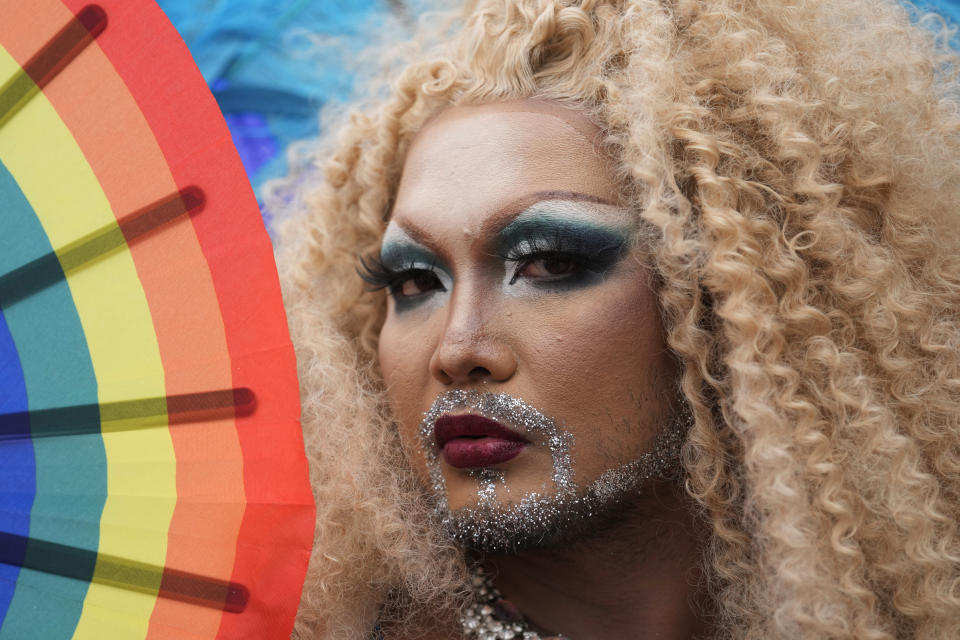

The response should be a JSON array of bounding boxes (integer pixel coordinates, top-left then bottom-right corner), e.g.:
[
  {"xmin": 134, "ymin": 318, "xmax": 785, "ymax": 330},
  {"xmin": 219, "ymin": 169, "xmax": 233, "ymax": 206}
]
[{"xmin": 274, "ymin": 0, "xmax": 960, "ymax": 637}]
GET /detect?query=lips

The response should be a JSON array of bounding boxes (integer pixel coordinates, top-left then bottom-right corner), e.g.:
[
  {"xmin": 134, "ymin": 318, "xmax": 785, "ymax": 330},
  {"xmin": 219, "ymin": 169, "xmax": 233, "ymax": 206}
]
[{"xmin": 434, "ymin": 414, "xmax": 529, "ymax": 468}]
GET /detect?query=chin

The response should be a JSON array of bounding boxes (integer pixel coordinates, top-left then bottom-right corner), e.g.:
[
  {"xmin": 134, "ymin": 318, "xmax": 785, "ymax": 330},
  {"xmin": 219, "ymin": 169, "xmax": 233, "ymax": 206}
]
[{"xmin": 437, "ymin": 475, "xmax": 661, "ymax": 554}]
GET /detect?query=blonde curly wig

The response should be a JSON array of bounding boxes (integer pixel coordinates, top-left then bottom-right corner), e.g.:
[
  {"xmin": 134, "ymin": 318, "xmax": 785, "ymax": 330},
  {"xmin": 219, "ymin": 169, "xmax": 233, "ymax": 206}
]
[{"xmin": 274, "ymin": 0, "xmax": 960, "ymax": 637}]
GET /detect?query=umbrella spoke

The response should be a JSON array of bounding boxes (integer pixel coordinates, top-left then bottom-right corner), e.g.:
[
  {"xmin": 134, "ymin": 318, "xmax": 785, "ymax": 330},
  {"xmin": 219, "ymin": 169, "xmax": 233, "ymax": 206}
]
[
  {"xmin": 0, "ymin": 387, "xmax": 255, "ymax": 440},
  {"xmin": 0, "ymin": 531, "xmax": 249, "ymax": 612},
  {"xmin": 0, "ymin": 187, "xmax": 205, "ymax": 308},
  {"xmin": 0, "ymin": 5, "xmax": 108, "ymax": 129}
]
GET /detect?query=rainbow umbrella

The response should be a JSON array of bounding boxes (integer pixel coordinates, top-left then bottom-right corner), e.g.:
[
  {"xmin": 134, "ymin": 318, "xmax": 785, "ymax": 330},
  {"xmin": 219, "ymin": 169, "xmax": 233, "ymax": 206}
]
[{"xmin": 0, "ymin": 1, "xmax": 315, "ymax": 638}]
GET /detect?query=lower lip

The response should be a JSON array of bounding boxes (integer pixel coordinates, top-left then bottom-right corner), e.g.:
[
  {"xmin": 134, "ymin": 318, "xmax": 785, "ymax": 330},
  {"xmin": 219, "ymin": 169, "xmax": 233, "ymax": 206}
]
[{"xmin": 441, "ymin": 438, "xmax": 527, "ymax": 468}]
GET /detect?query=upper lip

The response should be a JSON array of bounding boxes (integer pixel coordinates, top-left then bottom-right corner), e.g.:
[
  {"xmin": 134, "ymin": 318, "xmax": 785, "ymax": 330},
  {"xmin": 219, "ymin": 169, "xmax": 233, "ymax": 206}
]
[{"xmin": 434, "ymin": 414, "xmax": 529, "ymax": 448}]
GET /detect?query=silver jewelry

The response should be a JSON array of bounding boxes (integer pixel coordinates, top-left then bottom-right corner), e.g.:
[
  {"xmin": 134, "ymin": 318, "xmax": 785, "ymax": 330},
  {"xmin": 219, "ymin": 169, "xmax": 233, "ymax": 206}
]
[
  {"xmin": 460, "ymin": 569, "xmax": 568, "ymax": 640},
  {"xmin": 454, "ymin": 405, "xmax": 694, "ymax": 638}
]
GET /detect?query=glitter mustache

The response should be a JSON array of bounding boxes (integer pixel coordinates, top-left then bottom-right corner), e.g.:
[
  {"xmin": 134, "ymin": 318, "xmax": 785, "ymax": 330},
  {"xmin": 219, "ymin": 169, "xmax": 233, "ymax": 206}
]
[
  {"xmin": 416, "ymin": 389, "xmax": 689, "ymax": 552},
  {"xmin": 418, "ymin": 389, "xmax": 577, "ymax": 500}
]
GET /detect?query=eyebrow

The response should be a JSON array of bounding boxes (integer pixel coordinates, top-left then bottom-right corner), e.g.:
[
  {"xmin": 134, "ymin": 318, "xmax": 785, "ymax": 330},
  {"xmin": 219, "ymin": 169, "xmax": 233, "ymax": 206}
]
[{"xmin": 389, "ymin": 190, "xmax": 615, "ymax": 252}]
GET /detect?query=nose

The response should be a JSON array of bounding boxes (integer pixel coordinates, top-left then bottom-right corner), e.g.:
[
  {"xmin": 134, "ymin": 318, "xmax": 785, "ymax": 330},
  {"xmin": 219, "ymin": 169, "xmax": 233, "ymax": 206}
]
[{"xmin": 429, "ymin": 292, "xmax": 517, "ymax": 385}]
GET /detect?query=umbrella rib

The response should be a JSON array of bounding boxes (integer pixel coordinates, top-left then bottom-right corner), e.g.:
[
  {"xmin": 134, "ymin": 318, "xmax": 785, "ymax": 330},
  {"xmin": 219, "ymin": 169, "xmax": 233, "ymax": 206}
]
[
  {"xmin": 0, "ymin": 186, "xmax": 205, "ymax": 308},
  {"xmin": 0, "ymin": 531, "xmax": 249, "ymax": 613},
  {"xmin": 0, "ymin": 5, "xmax": 108, "ymax": 129},
  {"xmin": 0, "ymin": 387, "xmax": 256, "ymax": 441}
]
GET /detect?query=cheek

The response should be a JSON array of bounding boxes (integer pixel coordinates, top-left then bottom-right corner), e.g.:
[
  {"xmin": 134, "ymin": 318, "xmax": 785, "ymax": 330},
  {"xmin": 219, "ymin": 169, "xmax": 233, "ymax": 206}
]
[
  {"xmin": 378, "ymin": 319, "xmax": 409, "ymax": 393},
  {"xmin": 378, "ymin": 307, "xmax": 436, "ymax": 389},
  {"xmin": 514, "ymin": 276, "xmax": 675, "ymax": 459},
  {"xmin": 378, "ymin": 316, "xmax": 435, "ymax": 472},
  {"xmin": 525, "ymin": 281, "xmax": 666, "ymax": 391}
]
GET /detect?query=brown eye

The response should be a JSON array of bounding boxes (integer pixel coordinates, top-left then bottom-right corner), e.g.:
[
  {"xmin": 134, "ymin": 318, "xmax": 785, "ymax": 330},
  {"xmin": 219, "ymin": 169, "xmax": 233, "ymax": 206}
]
[
  {"xmin": 543, "ymin": 256, "xmax": 576, "ymax": 275},
  {"xmin": 397, "ymin": 270, "xmax": 444, "ymax": 297},
  {"xmin": 518, "ymin": 254, "xmax": 579, "ymax": 278}
]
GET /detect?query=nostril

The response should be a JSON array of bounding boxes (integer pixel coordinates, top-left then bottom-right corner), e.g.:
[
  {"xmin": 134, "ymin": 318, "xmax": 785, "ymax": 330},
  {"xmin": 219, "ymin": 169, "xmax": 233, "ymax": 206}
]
[{"xmin": 469, "ymin": 366, "xmax": 491, "ymax": 378}]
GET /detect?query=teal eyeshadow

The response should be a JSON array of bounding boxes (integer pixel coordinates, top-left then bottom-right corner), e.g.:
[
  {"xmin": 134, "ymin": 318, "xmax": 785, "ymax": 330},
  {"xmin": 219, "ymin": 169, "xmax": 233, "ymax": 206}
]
[
  {"xmin": 497, "ymin": 215, "xmax": 628, "ymax": 253},
  {"xmin": 496, "ymin": 215, "xmax": 630, "ymax": 290},
  {"xmin": 379, "ymin": 241, "xmax": 449, "ymax": 313},
  {"xmin": 379, "ymin": 241, "xmax": 445, "ymax": 271}
]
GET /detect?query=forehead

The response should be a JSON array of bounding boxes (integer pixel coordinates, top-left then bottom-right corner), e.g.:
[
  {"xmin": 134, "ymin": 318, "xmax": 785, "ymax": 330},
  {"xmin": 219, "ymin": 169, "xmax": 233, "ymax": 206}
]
[{"xmin": 391, "ymin": 101, "xmax": 621, "ymax": 234}]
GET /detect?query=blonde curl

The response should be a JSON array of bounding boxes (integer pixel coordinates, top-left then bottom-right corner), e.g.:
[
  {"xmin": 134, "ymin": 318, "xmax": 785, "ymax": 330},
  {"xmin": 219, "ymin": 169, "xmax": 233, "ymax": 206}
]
[{"xmin": 274, "ymin": 0, "xmax": 960, "ymax": 637}]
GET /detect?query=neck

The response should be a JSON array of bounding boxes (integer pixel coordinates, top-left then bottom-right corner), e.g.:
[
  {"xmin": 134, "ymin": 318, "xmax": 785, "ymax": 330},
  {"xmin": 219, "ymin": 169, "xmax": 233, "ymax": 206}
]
[{"xmin": 481, "ymin": 483, "xmax": 710, "ymax": 640}]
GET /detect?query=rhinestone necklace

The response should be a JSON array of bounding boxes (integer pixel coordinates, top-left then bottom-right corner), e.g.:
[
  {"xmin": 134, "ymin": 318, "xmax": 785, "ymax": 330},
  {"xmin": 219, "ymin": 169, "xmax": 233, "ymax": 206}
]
[{"xmin": 459, "ymin": 569, "xmax": 567, "ymax": 640}]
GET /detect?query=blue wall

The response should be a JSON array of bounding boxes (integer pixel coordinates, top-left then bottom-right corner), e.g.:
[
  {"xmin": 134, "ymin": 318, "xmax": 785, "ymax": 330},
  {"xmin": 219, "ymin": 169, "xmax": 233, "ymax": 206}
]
[{"xmin": 155, "ymin": 0, "xmax": 960, "ymax": 204}]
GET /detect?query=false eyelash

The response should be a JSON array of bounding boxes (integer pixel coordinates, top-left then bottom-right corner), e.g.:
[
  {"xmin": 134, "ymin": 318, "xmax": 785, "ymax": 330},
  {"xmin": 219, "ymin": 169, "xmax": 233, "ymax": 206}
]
[
  {"xmin": 356, "ymin": 252, "xmax": 442, "ymax": 293},
  {"xmin": 497, "ymin": 229, "xmax": 625, "ymax": 269},
  {"xmin": 356, "ymin": 253, "xmax": 400, "ymax": 291}
]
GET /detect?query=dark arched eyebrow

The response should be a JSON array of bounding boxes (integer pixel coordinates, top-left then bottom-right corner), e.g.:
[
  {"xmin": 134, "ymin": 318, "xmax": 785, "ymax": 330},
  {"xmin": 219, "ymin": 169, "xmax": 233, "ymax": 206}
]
[
  {"xmin": 390, "ymin": 190, "xmax": 615, "ymax": 253},
  {"xmin": 478, "ymin": 191, "xmax": 615, "ymax": 237}
]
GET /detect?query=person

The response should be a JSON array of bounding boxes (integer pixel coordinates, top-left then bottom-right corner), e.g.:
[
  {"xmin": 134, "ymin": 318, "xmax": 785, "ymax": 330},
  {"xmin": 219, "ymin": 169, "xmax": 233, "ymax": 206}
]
[{"xmin": 273, "ymin": 0, "xmax": 960, "ymax": 637}]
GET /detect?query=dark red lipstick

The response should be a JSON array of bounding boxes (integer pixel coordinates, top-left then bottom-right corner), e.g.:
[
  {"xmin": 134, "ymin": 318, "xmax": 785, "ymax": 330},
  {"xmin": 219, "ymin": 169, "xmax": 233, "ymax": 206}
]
[{"xmin": 434, "ymin": 414, "xmax": 529, "ymax": 468}]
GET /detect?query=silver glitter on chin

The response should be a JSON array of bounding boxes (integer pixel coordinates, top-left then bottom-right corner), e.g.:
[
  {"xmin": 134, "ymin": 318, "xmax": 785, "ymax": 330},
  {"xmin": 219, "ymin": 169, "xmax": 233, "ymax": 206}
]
[
  {"xmin": 418, "ymin": 390, "xmax": 576, "ymax": 505},
  {"xmin": 588, "ymin": 405, "xmax": 689, "ymax": 503},
  {"xmin": 469, "ymin": 468, "xmax": 505, "ymax": 509},
  {"xmin": 418, "ymin": 390, "xmax": 692, "ymax": 552}
]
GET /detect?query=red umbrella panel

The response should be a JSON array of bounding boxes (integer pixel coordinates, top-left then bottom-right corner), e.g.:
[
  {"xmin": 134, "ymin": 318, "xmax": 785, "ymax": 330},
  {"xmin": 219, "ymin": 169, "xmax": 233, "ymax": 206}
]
[{"xmin": 0, "ymin": 1, "xmax": 315, "ymax": 638}]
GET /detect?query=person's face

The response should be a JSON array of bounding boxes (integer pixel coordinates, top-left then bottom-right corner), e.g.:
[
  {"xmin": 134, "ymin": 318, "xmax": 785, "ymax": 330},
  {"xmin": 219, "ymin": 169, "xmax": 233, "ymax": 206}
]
[{"xmin": 376, "ymin": 100, "xmax": 681, "ymax": 551}]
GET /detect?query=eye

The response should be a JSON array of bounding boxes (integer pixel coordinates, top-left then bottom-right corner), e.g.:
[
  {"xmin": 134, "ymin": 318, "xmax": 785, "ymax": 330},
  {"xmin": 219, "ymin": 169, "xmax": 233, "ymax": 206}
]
[
  {"xmin": 499, "ymin": 227, "xmax": 628, "ymax": 288},
  {"xmin": 356, "ymin": 254, "xmax": 447, "ymax": 304},
  {"xmin": 515, "ymin": 252, "xmax": 581, "ymax": 280},
  {"xmin": 393, "ymin": 269, "xmax": 445, "ymax": 297}
]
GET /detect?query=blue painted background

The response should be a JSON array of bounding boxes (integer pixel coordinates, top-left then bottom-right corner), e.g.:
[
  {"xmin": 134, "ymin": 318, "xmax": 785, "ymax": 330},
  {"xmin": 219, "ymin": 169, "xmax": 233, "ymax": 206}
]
[{"xmin": 154, "ymin": 0, "xmax": 960, "ymax": 210}]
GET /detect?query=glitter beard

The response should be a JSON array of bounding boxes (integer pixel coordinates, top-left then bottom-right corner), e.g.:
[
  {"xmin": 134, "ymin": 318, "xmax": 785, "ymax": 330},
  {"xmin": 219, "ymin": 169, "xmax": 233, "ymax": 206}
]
[{"xmin": 418, "ymin": 390, "xmax": 690, "ymax": 552}]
